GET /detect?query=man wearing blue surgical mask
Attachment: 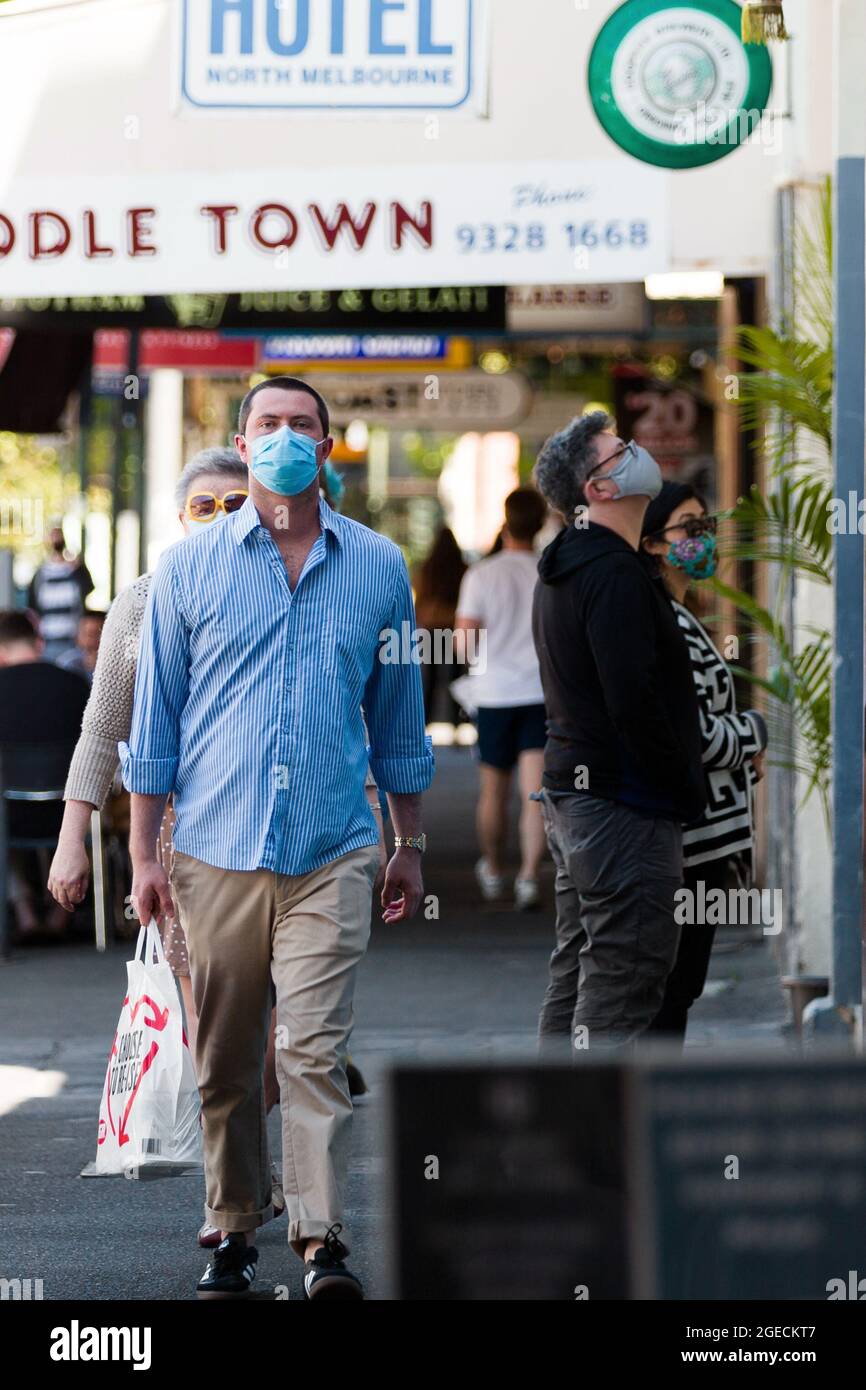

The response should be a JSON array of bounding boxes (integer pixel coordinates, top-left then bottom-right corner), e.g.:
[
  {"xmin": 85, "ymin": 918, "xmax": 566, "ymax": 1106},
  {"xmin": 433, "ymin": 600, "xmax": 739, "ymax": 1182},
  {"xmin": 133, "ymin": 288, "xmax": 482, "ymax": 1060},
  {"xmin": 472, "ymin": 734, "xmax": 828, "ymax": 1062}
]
[
  {"xmin": 122, "ymin": 376, "xmax": 433, "ymax": 1302},
  {"xmin": 531, "ymin": 412, "xmax": 706, "ymax": 1051}
]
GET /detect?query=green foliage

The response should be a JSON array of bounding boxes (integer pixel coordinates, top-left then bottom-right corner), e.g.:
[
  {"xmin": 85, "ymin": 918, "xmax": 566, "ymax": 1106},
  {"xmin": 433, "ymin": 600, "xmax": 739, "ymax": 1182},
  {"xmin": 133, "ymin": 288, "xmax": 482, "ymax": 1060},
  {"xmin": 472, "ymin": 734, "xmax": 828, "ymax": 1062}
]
[
  {"xmin": 713, "ymin": 178, "xmax": 834, "ymax": 818},
  {"xmin": 734, "ymin": 330, "xmax": 832, "ymax": 469},
  {"xmin": 718, "ymin": 477, "xmax": 832, "ymax": 583},
  {"xmin": 0, "ymin": 432, "xmax": 65, "ymax": 567}
]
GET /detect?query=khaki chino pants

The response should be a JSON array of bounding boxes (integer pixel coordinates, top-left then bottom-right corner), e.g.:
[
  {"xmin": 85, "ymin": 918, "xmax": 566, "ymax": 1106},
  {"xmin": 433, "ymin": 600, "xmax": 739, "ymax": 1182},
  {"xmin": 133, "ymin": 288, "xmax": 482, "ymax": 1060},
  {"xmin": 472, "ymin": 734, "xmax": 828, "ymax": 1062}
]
[{"xmin": 171, "ymin": 843, "xmax": 379, "ymax": 1254}]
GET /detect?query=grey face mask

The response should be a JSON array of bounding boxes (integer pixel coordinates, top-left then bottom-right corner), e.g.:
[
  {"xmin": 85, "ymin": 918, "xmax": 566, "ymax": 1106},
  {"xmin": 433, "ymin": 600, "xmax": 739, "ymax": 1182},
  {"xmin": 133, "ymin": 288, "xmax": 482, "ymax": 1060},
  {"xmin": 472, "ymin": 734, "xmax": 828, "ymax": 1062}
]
[{"xmin": 596, "ymin": 440, "xmax": 663, "ymax": 501}]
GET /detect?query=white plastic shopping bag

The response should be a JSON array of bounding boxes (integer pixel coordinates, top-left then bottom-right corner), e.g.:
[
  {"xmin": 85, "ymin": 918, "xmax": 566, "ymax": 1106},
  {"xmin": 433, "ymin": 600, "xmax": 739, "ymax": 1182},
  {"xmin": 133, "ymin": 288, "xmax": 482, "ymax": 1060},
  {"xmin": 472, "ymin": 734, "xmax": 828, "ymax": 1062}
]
[{"xmin": 94, "ymin": 918, "xmax": 201, "ymax": 1179}]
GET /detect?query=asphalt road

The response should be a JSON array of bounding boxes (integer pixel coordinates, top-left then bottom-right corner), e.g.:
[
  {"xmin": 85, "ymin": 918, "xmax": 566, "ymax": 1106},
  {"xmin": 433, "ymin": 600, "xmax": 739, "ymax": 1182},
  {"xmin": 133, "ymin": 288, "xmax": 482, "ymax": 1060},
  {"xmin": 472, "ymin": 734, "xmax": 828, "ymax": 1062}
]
[{"xmin": 0, "ymin": 747, "xmax": 787, "ymax": 1301}]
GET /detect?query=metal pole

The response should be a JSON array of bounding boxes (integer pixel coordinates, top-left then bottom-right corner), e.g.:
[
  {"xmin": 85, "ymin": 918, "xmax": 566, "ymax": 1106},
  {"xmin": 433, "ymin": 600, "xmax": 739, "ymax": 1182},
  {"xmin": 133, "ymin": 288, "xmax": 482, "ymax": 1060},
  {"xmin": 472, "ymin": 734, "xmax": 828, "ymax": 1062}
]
[
  {"xmin": 769, "ymin": 185, "xmax": 797, "ymax": 974},
  {"xmin": 77, "ymin": 357, "xmax": 93, "ymax": 559},
  {"xmin": 109, "ymin": 392, "xmax": 122, "ymax": 602},
  {"xmin": 125, "ymin": 330, "xmax": 146, "ymax": 578},
  {"xmin": 830, "ymin": 153, "xmax": 865, "ymax": 1014},
  {"xmin": 808, "ymin": 0, "xmax": 866, "ymax": 1036}
]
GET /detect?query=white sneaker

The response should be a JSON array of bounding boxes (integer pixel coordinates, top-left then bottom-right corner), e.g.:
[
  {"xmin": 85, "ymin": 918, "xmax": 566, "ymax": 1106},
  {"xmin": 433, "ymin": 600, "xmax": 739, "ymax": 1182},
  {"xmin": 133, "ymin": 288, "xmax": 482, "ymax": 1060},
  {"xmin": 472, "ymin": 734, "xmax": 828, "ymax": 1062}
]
[
  {"xmin": 475, "ymin": 857, "xmax": 506, "ymax": 901},
  {"xmin": 514, "ymin": 877, "xmax": 540, "ymax": 911}
]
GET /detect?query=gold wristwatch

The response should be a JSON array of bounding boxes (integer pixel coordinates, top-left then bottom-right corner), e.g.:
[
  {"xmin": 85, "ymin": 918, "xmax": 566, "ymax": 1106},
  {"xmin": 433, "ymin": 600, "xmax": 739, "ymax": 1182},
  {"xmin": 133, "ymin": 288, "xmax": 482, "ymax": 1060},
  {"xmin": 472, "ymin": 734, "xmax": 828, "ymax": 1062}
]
[{"xmin": 394, "ymin": 834, "xmax": 427, "ymax": 853}]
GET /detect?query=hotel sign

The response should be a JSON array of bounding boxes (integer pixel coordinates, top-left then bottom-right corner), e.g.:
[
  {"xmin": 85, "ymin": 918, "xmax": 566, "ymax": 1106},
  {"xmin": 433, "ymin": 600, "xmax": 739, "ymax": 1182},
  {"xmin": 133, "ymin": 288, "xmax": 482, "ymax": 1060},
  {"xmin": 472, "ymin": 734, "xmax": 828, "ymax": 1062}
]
[{"xmin": 179, "ymin": 0, "xmax": 489, "ymax": 113}]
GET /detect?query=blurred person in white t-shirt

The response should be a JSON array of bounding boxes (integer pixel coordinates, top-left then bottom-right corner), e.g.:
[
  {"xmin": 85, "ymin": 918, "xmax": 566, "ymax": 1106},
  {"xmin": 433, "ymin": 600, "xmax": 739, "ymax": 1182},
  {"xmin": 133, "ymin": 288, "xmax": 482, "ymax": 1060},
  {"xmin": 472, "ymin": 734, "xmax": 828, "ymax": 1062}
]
[{"xmin": 455, "ymin": 488, "xmax": 548, "ymax": 910}]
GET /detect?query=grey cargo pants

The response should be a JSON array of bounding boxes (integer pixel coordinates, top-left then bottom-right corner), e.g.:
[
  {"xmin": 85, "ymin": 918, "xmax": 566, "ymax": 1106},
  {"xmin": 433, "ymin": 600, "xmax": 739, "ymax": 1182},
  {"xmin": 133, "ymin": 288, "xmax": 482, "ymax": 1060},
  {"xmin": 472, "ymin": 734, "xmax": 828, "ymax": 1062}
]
[{"xmin": 537, "ymin": 792, "xmax": 683, "ymax": 1051}]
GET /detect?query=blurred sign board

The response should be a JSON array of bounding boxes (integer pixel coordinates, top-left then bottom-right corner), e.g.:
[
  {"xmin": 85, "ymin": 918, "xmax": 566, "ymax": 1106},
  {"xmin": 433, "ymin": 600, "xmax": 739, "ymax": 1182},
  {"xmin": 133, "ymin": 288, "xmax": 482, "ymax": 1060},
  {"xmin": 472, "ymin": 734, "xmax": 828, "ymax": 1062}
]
[
  {"xmin": 93, "ymin": 329, "xmax": 258, "ymax": 375},
  {"xmin": 0, "ymin": 162, "xmax": 669, "ymax": 296},
  {"xmin": 0, "ymin": 287, "xmax": 505, "ymax": 334},
  {"xmin": 312, "ymin": 368, "xmax": 532, "ymax": 428},
  {"xmin": 91, "ymin": 329, "xmax": 473, "ymax": 380},
  {"xmin": 179, "ymin": 0, "xmax": 489, "ymax": 114},
  {"xmin": 389, "ymin": 1054, "xmax": 866, "ymax": 1300},
  {"xmin": 587, "ymin": 0, "xmax": 773, "ymax": 171},
  {"xmin": 633, "ymin": 1055, "xmax": 866, "ymax": 1300},
  {"xmin": 260, "ymin": 333, "xmax": 453, "ymax": 366},
  {"xmin": 613, "ymin": 366, "xmax": 715, "ymax": 496},
  {"xmin": 388, "ymin": 1064, "xmax": 628, "ymax": 1300},
  {"xmin": 507, "ymin": 282, "xmax": 648, "ymax": 334}
]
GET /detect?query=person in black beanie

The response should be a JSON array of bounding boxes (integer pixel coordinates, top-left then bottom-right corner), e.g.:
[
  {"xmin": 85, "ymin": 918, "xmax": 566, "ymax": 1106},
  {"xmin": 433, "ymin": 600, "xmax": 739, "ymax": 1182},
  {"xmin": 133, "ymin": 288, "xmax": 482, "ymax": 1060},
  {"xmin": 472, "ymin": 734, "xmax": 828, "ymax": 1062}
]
[
  {"xmin": 641, "ymin": 481, "xmax": 768, "ymax": 1041},
  {"xmin": 532, "ymin": 414, "xmax": 706, "ymax": 1050}
]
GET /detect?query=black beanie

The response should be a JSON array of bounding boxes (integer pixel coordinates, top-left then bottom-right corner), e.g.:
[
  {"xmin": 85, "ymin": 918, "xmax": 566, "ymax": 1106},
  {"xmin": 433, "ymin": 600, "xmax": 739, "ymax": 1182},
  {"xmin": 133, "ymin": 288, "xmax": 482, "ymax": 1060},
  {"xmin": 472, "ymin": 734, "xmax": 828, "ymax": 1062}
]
[{"xmin": 641, "ymin": 481, "xmax": 704, "ymax": 541}]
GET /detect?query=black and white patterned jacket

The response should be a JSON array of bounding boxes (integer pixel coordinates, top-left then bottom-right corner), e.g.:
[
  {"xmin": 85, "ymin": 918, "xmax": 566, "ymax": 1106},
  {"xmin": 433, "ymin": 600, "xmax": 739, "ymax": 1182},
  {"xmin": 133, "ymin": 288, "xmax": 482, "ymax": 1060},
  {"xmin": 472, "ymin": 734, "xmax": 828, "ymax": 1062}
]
[{"xmin": 673, "ymin": 601, "xmax": 767, "ymax": 869}]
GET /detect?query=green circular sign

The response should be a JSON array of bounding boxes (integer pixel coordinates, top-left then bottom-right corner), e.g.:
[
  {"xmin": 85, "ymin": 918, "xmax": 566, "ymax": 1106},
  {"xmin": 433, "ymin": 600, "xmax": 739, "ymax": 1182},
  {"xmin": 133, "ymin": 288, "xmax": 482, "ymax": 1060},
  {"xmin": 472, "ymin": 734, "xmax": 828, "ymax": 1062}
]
[{"xmin": 588, "ymin": 0, "xmax": 773, "ymax": 169}]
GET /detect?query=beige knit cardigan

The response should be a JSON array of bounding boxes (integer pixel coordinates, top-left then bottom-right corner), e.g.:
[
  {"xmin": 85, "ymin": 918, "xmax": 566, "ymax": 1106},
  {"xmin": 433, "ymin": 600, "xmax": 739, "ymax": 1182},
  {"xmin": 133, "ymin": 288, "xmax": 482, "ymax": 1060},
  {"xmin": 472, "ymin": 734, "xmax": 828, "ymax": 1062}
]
[{"xmin": 64, "ymin": 573, "xmax": 152, "ymax": 809}]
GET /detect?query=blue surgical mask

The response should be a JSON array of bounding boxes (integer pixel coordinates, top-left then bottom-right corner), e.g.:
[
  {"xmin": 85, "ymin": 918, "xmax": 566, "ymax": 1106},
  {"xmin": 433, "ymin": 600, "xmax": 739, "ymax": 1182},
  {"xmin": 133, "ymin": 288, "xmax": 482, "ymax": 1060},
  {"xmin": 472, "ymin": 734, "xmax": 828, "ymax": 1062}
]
[
  {"xmin": 250, "ymin": 425, "xmax": 321, "ymax": 497},
  {"xmin": 185, "ymin": 516, "xmax": 218, "ymax": 535}
]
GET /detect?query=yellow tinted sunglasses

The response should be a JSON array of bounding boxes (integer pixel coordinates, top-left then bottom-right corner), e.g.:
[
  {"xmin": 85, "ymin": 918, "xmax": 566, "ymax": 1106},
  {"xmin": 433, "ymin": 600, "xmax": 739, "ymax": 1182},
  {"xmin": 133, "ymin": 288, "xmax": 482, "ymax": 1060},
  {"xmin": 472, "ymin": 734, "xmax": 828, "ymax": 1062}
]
[{"xmin": 185, "ymin": 490, "xmax": 249, "ymax": 523}]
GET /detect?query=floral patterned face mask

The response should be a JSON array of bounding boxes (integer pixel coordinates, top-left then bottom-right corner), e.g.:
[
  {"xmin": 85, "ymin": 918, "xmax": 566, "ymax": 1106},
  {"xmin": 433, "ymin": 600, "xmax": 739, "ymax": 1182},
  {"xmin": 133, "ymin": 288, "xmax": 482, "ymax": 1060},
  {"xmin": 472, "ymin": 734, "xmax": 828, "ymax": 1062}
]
[{"xmin": 667, "ymin": 531, "xmax": 718, "ymax": 580}]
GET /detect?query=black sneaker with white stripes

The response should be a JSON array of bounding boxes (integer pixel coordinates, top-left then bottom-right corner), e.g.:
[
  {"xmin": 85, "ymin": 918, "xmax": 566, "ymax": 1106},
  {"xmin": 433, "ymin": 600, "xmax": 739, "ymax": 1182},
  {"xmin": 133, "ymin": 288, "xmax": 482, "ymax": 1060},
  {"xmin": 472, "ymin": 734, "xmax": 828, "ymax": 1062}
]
[
  {"xmin": 196, "ymin": 1234, "xmax": 258, "ymax": 1300},
  {"xmin": 303, "ymin": 1225, "xmax": 363, "ymax": 1301}
]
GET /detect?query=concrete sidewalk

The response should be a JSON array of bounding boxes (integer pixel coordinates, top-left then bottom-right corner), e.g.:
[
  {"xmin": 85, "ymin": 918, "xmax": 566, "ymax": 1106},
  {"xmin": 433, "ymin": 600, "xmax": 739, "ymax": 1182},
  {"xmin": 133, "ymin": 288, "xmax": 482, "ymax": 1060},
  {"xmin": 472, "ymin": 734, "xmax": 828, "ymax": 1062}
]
[{"xmin": 0, "ymin": 747, "xmax": 789, "ymax": 1300}]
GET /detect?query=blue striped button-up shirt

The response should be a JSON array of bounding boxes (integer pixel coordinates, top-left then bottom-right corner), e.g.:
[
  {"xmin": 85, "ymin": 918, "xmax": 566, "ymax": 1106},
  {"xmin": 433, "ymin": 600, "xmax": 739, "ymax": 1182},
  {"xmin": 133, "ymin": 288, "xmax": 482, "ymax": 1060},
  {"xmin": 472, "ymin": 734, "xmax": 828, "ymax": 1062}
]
[{"xmin": 120, "ymin": 498, "xmax": 434, "ymax": 874}]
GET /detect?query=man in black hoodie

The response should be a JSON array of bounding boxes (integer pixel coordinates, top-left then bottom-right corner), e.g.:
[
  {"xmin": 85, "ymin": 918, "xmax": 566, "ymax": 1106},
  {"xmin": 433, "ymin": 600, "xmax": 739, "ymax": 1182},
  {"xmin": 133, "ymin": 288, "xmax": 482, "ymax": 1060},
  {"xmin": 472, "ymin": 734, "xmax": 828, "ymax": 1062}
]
[{"xmin": 532, "ymin": 412, "xmax": 705, "ymax": 1049}]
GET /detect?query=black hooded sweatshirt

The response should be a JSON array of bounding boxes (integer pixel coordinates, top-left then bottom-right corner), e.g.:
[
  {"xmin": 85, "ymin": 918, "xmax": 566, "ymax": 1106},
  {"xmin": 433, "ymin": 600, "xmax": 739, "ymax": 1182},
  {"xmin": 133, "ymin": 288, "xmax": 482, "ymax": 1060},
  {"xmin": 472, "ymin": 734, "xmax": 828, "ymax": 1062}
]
[{"xmin": 532, "ymin": 521, "xmax": 706, "ymax": 823}]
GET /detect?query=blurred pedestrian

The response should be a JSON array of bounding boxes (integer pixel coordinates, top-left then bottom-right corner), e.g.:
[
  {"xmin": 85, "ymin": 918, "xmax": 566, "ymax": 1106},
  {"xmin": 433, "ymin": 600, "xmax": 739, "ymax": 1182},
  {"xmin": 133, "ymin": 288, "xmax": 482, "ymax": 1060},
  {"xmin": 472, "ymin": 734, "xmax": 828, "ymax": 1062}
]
[
  {"xmin": 641, "ymin": 482, "xmax": 768, "ymax": 1041},
  {"xmin": 0, "ymin": 610, "xmax": 89, "ymax": 937},
  {"xmin": 125, "ymin": 377, "xmax": 433, "ymax": 1300},
  {"xmin": 532, "ymin": 414, "xmax": 706, "ymax": 1049},
  {"xmin": 27, "ymin": 524, "xmax": 94, "ymax": 662},
  {"xmin": 455, "ymin": 488, "xmax": 548, "ymax": 910},
  {"xmin": 413, "ymin": 526, "xmax": 467, "ymax": 728},
  {"xmin": 486, "ymin": 530, "xmax": 504, "ymax": 556},
  {"xmin": 56, "ymin": 609, "xmax": 107, "ymax": 682},
  {"xmin": 320, "ymin": 458, "xmax": 346, "ymax": 510}
]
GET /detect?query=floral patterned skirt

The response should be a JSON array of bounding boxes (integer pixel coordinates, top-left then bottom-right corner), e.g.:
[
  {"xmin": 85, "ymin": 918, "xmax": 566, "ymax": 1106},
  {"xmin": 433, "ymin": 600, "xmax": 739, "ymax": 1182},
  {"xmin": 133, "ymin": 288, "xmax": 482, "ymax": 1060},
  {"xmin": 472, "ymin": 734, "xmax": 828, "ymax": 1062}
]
[{"xmin": 153, "ymin": 799, "xmax": 190, "ymax": 978}]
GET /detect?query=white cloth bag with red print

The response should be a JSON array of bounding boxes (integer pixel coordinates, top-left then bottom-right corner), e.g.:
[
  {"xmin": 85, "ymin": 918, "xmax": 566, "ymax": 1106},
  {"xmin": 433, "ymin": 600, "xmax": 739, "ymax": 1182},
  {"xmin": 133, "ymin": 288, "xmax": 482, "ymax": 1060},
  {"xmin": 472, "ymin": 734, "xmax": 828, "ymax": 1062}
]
[{"xmin": 94, "ymin": 919, "xmax": 201, "ymax": 1178}]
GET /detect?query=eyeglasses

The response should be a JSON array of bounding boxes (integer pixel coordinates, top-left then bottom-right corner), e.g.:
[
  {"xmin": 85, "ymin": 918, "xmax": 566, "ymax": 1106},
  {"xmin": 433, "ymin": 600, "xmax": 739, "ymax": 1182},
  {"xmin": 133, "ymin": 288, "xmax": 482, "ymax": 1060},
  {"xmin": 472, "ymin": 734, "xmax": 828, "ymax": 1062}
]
[
  {"xmin": 586, "ymin": 440, "xmax": 635, "ymax": 482},
  {"xmin": 185, "ymin": 490, "xmax": 249, "ymax": 522},
  {"xmin": 655, "ymin": 515, "xmax": 718, "ymax": 540}
]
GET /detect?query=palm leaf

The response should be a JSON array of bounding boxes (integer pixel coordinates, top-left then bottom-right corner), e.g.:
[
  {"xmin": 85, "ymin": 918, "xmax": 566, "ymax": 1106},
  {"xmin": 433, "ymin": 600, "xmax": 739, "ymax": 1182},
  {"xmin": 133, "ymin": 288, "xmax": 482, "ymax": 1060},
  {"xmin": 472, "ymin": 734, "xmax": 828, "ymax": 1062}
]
[
  {"xmin": 716, "ymin": 481, "xmax": 833, "ymax": 582},
  {"xmin": 735, "ymin": 330, "xmax": 833, "ymax": 463}
]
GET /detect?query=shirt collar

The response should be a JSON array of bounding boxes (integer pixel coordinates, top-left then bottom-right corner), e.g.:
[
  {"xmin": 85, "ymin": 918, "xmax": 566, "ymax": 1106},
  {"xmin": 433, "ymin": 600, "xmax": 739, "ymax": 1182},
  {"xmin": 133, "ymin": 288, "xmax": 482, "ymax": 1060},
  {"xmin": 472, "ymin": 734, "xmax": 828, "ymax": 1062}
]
[
  {"xmin": 231, "ymin": 495, "xmax": 261, "ymax": 545},
  {"xmin": 231, "ymin": 493, "xmax": 343, "ymax": 547},
  {"xmin": 317, "ymin": 495, "xmax": 343, "ymax": 546}
]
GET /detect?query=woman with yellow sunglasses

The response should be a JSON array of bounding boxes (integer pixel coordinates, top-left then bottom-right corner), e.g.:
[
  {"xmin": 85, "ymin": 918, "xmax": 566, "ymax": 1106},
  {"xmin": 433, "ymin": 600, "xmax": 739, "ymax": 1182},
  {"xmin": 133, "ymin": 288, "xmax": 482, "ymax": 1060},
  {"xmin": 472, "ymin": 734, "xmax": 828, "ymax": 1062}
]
[{"xmin": 184, "ymin": 484, "xmax": 250, "ymax": 529}]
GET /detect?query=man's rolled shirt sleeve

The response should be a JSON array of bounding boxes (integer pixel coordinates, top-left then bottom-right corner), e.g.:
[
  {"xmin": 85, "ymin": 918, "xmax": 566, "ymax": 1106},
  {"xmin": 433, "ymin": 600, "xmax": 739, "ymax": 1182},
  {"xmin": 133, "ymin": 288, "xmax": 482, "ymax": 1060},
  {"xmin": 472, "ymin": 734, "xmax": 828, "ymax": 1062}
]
[
  {"xmin": 119, "ymin": 551, "xmax": 190, "ymax": 796},
  {"xmin": 365, "ymin": 560, "xmax": 435, "ymax": 794}
]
